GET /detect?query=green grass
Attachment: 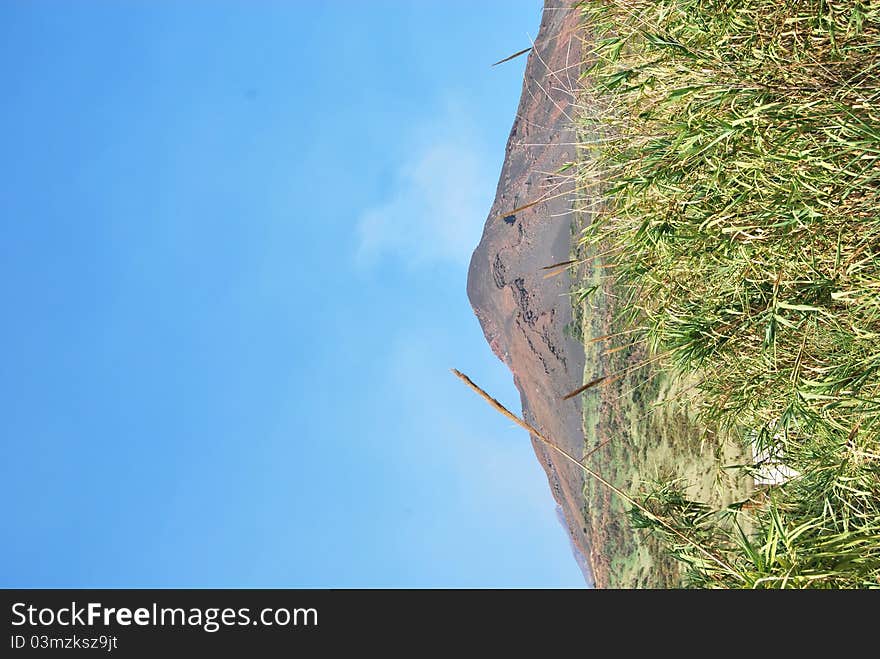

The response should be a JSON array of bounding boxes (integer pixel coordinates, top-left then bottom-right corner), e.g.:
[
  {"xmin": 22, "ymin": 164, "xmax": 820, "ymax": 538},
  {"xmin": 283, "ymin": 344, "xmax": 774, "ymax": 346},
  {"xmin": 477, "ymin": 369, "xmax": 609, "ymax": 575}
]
[
  {"xmin": 572, "ymin": 0, "xmax": 880, "ymax": 587},
  {"xmin": 573, "ymin": 225, "xmax": 753, "ymax": 587}
]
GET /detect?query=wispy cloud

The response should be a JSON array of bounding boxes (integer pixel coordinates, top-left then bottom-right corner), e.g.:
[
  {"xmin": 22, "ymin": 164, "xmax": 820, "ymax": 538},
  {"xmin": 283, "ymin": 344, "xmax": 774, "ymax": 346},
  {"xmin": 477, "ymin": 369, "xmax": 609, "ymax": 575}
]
[{"xmin": 355, "ymin": 106, "xmax": 495, "ymax": 268}]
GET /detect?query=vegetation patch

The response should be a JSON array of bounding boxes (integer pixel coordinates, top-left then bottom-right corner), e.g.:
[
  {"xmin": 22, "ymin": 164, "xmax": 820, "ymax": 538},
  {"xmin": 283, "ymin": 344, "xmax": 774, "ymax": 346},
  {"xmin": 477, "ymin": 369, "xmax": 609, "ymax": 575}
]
[{"xmin": 573, "ymin": 0, "xmax": 880, "ymax": 587}]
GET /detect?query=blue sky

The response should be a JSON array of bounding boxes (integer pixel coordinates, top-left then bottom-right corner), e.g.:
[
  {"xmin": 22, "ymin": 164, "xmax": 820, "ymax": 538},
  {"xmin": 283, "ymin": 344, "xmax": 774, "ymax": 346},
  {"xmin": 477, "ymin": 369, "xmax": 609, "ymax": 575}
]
[{"xmin": 0, "ymin": 1, "xmax": 585, "ymax": 587}]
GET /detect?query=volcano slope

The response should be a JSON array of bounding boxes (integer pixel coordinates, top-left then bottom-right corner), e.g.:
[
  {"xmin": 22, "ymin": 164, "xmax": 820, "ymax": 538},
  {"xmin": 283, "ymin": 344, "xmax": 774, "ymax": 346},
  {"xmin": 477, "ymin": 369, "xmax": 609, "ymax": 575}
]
[{"xmin": 466, "ymin": 2, "xmax": 593, "ymax": 585}]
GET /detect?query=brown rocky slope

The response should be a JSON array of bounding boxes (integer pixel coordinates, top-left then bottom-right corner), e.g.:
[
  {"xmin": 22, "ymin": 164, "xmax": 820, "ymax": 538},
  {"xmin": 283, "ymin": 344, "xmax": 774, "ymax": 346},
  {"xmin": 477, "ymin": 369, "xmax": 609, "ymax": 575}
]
[{"xmin": 466, "ymin": 2, "xmax": 593, "ymax": 585}]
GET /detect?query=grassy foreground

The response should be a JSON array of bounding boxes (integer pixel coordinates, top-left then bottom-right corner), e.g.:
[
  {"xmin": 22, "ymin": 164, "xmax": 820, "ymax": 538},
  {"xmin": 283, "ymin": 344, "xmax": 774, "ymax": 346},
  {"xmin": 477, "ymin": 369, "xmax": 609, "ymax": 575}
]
[{"xmin": 573, "ymin": 0, "xmax": 880, "ymax": 587}]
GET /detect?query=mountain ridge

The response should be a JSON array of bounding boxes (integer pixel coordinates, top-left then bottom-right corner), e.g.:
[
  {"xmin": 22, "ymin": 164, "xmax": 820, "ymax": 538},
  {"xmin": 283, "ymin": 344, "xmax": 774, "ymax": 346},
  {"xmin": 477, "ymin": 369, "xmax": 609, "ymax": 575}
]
[{"xmin": 466, "ymin": 2, "xmax": 592, "ymax": 585}]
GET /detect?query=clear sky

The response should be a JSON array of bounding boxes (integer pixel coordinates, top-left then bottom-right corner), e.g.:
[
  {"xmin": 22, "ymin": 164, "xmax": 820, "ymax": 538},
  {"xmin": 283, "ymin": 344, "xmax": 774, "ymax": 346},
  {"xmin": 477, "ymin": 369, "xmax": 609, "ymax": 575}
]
[{"xmin": 1, "ymin": 1, "xmax": 585, "ymax": 587}]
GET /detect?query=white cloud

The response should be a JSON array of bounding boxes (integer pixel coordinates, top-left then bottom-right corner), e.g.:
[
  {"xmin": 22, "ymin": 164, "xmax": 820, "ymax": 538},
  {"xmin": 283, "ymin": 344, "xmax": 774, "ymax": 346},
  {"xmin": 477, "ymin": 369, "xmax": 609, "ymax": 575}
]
[{"xmin": 355, "ymin": 109, "xmax": 494, "ymax": 267}]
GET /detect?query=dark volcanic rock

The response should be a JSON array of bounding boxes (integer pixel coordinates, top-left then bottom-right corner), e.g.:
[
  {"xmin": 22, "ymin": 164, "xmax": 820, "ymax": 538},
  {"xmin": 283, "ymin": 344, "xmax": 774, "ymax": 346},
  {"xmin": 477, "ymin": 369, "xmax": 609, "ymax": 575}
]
[{"xmin": 467, "ymin": 2, "xmax": 592, "ymax": 584}]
